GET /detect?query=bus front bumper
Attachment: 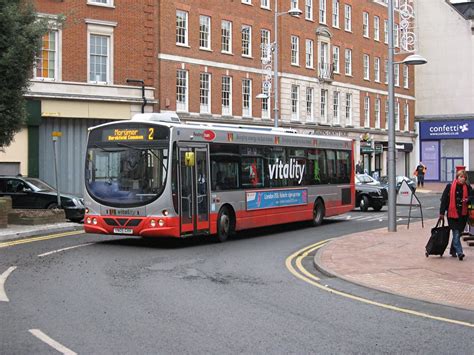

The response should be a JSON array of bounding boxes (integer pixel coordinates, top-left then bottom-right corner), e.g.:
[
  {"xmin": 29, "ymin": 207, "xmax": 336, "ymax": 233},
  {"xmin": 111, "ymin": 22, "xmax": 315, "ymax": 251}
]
[{"xmin": 83, "ymin": 215, "xmax": 180, "ymax": 238}]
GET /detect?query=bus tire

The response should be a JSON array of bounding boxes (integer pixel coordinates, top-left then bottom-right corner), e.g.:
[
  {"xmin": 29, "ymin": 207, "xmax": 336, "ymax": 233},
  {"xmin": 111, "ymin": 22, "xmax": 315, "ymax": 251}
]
[
  {"xmin": 312, "ymin": 199, "xmax": 325, "ymax": 226},
  {"xmin": 216, "ymin": 206, "xmax": 233, "ymax": 242}
]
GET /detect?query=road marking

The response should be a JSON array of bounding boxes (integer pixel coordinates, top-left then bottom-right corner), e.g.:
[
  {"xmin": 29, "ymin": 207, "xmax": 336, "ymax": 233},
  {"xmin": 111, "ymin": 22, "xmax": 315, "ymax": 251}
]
[
  {"xmin": 29, "ymin": 329, "xmax": 77, "ymax": 355},
  {"xmin": 0, "ymin": 231, "xmax": 84, "ymax": 249},
  {"xmin": 0, "ymin": 266, "xmax": 17, "ymax": 302},
  {"xmin": 330, "ymin": 215, "xmax": 388, "ymax": 222},
  {"xmin": 38, "ymin": 243, "xmax": 94, "ymax": 257},
  {"xmin": 356, "ymin": 215, "xmax": 381, "ymax": 221},
  {"xmin": 286, "ymin": 241, "xmax": 474, "ymax": 328},
  {"xmin": 292, "ymin": 239, "xmax": 335, "ymax": 283}
]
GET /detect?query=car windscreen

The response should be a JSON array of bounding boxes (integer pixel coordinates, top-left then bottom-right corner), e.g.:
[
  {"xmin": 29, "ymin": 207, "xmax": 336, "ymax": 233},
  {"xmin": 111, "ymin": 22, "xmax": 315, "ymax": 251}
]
[
  {"xmin": 357, "ymin": 174, "xmax": 375, "ymax": 183},
  {"xmin": 24, "ymin": 178, "xmax": 55, "ymax": 192},
  {"xmin": 85, "ymin": 123, "xmax": 170, "ymax": 208}
]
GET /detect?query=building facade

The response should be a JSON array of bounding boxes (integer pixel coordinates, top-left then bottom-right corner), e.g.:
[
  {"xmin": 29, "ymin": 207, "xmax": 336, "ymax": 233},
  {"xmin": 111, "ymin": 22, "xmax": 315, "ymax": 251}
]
[
  {"xmin": 0, "ymin": 0, "xmax": 418, "ymax": 196},
  {"xmin": 158, "ymin": 0, "xmax": 417, "ymax": 178},
  {"xmin": 414, "ymin": 0, "xmax": 474, "ymax": 182},
  {"xmin": 0, "ymin": 0, "xmax": 158, "ymax": 195}
]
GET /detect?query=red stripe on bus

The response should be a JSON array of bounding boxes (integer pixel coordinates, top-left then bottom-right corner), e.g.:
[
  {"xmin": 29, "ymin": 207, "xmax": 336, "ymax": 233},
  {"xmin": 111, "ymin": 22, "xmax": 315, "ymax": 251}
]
[{"xmin": 85, "ymin": 199, "xmax": 354, "ymax": 238}]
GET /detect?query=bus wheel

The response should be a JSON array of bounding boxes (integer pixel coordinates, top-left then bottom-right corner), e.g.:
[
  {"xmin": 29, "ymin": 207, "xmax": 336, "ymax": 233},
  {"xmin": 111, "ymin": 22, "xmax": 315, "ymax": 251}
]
[
  {"xmin": 312, "ymin": 199, "xmax": 325, "ymax": 226},
  {"xmin": 217, "ymin": 207, "xmax": 232, "ymax": 242}
]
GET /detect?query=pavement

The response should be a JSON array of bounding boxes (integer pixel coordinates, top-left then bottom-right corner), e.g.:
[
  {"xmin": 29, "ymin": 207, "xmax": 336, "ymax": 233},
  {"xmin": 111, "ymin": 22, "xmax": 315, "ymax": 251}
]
[
  {"xmin": 0, "ymin": 221, "xmax": 83, "ymax": 243},
  {"xmin": 315, "ymin": 182, "xmax": 474, "ymax": 311},
  {"xmin": 1, "ymin": 182, "xmax": 473, "ymax": 311}
]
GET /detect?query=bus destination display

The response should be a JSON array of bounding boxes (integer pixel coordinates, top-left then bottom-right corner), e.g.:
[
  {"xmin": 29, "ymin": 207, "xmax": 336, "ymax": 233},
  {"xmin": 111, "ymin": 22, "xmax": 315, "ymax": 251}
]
[{"xmin": 105, "ymin": 127, "xmax": 156, "ymax": 142}]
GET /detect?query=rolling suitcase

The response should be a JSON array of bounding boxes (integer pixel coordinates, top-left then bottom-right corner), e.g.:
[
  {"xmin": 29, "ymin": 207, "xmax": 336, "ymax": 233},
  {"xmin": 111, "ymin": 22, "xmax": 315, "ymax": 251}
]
[{"xmin": 425, "ymin": 218, "xmax": 450, "ymax": 257}]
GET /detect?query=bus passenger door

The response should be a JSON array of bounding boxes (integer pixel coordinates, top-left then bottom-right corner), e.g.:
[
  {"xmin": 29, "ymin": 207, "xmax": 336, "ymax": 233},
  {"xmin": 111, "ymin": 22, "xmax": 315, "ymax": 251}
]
[{"xmin": 178, "ymin": 146, "xmax": 210, "ymax": 235}]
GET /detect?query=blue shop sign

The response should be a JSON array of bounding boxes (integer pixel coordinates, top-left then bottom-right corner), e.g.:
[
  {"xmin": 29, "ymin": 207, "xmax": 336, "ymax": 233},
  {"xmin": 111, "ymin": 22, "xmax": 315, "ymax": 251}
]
[{"xmin": 419, "ymin": 120, "xmax": 474, "ymax": 140}]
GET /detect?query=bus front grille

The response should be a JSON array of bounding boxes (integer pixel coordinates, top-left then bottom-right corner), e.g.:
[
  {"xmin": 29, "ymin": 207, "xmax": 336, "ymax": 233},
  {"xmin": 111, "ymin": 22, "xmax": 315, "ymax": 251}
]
[{"xmin": 103, "ymin": 217, "xmax": 143, "ymax": 227}]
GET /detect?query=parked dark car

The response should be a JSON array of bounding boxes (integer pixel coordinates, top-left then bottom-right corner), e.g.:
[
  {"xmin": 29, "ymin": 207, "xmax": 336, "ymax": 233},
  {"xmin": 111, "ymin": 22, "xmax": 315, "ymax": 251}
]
[
  {"xmin": 379, "ymin": 175, "xmax": 417, "ymax": 193},
  {"xmin": 355, "ymin": 174, "xmax": 388, "ymax": 212},
  {"xmin": 0, "ymin": 176, "xmax": 85, "ymax": 222}
]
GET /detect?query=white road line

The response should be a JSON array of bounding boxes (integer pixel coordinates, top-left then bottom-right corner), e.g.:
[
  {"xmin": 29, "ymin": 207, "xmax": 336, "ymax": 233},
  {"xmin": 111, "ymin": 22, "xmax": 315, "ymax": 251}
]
[
  {"xmin": 368, "ymin": 217, "xmax": 384, "ymax": 222},
  {"xmin": 38, "ymin": 243, "xmax": 94, "ymax": 257},
  {"xmin": 356, "ymin": 215, "xmax": 380, "ymax": 221},
  {"xmin": 328, "ymin": 216, "xmax": 347, "ymax": 221},
  {"xmin": 0, "ymin": 266, "xmax": 17, "ymax": 302},
  {"xmin": 29, "ymin": 329, "xmax": 77, "ymax": 355},
  {"xmin": 425, "ymin": 207, "xmax": 435, "ymax": 210},
  {"xmin": 350, "ymin": 216, "xmax": 365, "ymax": 220}
]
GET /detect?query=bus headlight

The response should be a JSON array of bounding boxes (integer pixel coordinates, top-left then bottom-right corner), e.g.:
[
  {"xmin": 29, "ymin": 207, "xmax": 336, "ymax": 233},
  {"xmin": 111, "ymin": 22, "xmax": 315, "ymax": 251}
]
[
  {"xmin": 162, "ymin": 209, "xmax": 169, "ymax": 216},
  {"xmin": 158, "ymin": 219, "xmax": 165, "ymax": 227},
  {"xmin": 86, "ymin": 217, "xmax": 91, "ymax": 224},
  {"xmin": 92, "ymin": 218, "xmax": 98, "ymax": 225},
  {"xmin": 150, "ymin": 219, "xmax": 156, "ymax": 227}
]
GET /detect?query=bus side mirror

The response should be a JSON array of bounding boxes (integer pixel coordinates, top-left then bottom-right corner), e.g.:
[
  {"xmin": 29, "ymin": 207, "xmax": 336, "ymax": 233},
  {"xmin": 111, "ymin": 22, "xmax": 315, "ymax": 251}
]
[{"xmin": 185, "ymin": 152, "xmax": 195, "ymax": 167}]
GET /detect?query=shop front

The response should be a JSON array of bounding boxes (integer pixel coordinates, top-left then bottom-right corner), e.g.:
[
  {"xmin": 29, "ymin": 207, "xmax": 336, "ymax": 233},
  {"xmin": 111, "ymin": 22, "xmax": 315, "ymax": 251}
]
[
  {"xmin": 379, "ymin": 141, "xmax": 413, "ymax": 178},
  {"xmin": 419, "ymin": 119, "xmax": 474, "ymax": 182}
]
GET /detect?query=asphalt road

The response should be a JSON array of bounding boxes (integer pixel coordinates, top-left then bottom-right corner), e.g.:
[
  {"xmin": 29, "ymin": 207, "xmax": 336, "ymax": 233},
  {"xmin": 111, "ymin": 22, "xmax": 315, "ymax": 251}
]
[{"xmin": 1, "ymin": 193, "xmax": 472, "ymax": 354}]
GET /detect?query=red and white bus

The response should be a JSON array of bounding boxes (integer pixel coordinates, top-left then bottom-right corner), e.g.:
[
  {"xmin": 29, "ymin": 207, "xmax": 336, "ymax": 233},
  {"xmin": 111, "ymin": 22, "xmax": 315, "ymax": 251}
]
[{"xmin": 83, "ymin": 113, "xmax": 355, "ymax": 241}]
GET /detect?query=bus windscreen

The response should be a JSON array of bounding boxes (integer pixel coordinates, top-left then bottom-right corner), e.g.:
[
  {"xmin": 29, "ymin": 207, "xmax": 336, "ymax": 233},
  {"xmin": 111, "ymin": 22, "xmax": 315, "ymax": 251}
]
[{"xmin": 85, "ymin": 124, "xmax": 170, "ymax": 208}]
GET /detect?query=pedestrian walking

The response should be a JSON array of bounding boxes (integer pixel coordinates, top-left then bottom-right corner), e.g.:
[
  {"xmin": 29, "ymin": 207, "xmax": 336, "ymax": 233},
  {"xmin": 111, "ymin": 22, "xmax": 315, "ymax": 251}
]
[
  {"xmin": 355, "ymin": 160, "xmax": 363, "ymax": 174},
  {"xmin": 439, "ymin": 167, "xmax": 473, "ymax": 261},
  {"xmin": 414, "ymin": 161, "xmax": 427, "ymax": 188}
]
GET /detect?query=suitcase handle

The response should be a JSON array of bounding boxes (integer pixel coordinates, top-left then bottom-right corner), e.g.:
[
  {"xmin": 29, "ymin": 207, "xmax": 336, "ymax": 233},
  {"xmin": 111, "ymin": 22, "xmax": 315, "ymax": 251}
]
[{"xmin": 435, "ymin": 217, "xmax": 445, "ymax": 228}]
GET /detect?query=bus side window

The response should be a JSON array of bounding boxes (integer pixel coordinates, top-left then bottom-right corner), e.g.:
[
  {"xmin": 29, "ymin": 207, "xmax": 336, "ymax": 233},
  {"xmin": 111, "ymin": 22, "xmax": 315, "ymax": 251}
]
[
  {"xmin": 318, "ymin": 151, "xmax": 329, "ymax": 184},
  {"xmin": 241, "ymin": 158, "xmax": 263, "ymax": 188},
  {"xmin": 336, "ymin": 151, "xmax": 350, "ymax": 183},
  {"xmin": 215, "ymin": 171, "xmax": 224, "ymax": 190}
]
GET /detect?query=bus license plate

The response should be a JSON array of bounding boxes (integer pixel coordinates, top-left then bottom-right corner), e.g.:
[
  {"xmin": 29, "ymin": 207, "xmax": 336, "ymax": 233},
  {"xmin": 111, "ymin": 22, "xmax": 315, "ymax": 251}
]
[{"xmin": 113, "ymin": 228, "xmax": 133, "ymax": 234}]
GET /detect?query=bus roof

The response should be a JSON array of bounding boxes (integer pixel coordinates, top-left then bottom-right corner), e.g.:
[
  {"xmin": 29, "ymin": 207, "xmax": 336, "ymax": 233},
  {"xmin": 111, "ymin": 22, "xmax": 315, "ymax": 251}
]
[{"xmin": 88, "ymin": 113, "xmax": 353, "ymax": 149}]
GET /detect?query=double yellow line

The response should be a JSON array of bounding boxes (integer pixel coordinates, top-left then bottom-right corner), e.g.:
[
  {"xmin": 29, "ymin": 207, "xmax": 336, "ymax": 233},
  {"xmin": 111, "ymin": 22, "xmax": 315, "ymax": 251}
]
[
  {"xmin": 285, "ymin": 239, "xmax": 474, "ymax": 328},
  {"xmin": 0, "ymin": 231, "xmax": 84, "ymax": 249}
]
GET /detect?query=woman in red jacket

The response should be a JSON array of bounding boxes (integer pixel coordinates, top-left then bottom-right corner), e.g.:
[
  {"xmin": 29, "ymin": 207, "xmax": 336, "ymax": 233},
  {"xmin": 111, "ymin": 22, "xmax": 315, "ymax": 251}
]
[{"xmin": 439, "ymin": 169, "xmax": 473, "ymax": 260}]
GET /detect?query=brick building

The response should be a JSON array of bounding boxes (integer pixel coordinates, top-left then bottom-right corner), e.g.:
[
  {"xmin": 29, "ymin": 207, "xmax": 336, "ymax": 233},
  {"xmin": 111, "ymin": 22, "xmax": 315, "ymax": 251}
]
[
  {"xmin": 0, "ymin": 0, "xmax": 158, "ymax": 195},
  {"xmin": 0, "ymin": 0, "xmax": 417, "ymax": 195},
  {"xmin": 158, "ymin": 0, "xmax": 417, "ymax": 177}
]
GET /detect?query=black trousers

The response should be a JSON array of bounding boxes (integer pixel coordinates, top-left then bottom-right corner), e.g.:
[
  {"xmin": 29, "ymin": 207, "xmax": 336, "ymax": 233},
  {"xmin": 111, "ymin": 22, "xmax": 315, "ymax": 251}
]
[{"xmin": 417, "ymin": 174, "xmax": 425, "ymax": 186}]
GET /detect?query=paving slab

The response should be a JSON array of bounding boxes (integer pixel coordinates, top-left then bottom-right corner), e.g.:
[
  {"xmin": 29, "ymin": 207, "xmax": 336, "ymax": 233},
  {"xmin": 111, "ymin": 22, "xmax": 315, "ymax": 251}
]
[{"xmin": 315, "ymin": 218, "xmax": 474, "ymax": 310}]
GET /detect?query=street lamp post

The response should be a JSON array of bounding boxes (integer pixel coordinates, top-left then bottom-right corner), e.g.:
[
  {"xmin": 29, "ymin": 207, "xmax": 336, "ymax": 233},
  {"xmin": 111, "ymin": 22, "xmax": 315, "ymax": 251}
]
[
  {"xmin": 386, "ymin": 0, "xmax": 427, "ymax": 232},
  {"xmin": 387, "ymin": 0, "xmax": 396, "ymax": 232},
  {"xmin": 273, "ymin": 0, "xmax": 279, "ymax": 128},
  {"xmin": 257, "ymin": 2, "xmax": 301, "ymax": 127},
  {"xmin": 273, "ymin": 1, "xmax": 302, "ymax": 128}
]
